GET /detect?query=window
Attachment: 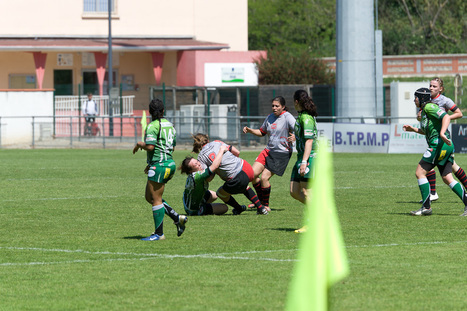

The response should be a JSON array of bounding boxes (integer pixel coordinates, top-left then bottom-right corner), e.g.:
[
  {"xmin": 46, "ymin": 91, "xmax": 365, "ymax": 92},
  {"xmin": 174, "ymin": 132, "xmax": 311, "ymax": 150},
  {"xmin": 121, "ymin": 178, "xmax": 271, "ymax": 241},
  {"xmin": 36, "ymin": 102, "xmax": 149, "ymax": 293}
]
[
  {"xmin": 9, "ymin": 74, "xmax": 36, "ymax": 89},
  {"xmin": 83, "ymin": 0, "xmax": 118, "ymax": 18}
]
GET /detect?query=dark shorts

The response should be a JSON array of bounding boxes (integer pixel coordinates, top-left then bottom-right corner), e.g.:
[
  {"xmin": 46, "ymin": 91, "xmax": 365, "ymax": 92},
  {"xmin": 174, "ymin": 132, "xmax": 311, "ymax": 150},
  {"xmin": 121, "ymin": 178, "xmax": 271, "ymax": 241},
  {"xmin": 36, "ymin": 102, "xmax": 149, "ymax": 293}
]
[
  {"xmin": 85, "ymin": 116, "xmax": 96, "ymax": 123},
  {"xmin": 223, "ymin": 170, "xmax": 250, "ymax": 194},
  {"xmin": 419, "ymin": 159, "xmax": 453, "ymax": 177},
  {"xmin": 255, "ymin": 149, "xmax": 292, "ymax": 177}
]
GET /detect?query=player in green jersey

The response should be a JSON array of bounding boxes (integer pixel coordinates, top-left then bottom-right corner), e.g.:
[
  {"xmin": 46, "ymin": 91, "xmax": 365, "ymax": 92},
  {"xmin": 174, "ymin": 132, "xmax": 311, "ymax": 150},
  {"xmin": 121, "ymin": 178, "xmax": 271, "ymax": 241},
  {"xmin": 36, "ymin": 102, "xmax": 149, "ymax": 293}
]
[
  {"xmin": 290, "ymin": 90, "xmax": 319, "ymax": 232},
  {"xmin": 133, "ymin": 99, "xmax": 188, "ymax": 241},
  {"xmin": 403, "ymin": 88, "xmax": 467, "ymax": 216},
  {"xmin": 180, "ymin": 144, "xmax": 229, "ymax": 216}
]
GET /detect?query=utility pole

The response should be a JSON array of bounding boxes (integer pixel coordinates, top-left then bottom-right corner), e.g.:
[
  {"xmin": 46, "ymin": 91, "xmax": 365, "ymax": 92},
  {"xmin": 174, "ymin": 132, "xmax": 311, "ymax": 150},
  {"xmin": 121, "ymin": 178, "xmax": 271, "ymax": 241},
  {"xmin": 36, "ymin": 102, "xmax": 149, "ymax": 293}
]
[{"xmin": 108, "ymin": 0, "xmax": 113, "ymax": 136}]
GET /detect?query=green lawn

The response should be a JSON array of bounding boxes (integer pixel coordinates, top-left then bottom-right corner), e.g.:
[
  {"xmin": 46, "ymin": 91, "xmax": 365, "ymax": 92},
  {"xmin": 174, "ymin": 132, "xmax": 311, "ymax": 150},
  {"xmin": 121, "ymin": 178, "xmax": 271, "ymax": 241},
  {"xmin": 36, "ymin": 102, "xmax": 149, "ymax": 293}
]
[{"xmin": 1, "ymin": 149, "xmax": 466, "ymax": 310}]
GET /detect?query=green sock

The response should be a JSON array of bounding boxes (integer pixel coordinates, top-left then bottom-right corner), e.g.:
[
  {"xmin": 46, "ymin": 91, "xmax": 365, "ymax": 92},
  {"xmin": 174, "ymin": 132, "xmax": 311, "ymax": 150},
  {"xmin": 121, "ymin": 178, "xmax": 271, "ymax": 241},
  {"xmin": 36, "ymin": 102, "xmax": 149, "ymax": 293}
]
[
  {"xmin": 418, "ymin": 178, "xmax": 430, "ymax": 208},
  {"xmin": 152, "ymin": 204, "xmax": 165, "ymax": 236},
  {"xmin": 449, "ymin": 181, "xmax": 465, "ymax": 201}
]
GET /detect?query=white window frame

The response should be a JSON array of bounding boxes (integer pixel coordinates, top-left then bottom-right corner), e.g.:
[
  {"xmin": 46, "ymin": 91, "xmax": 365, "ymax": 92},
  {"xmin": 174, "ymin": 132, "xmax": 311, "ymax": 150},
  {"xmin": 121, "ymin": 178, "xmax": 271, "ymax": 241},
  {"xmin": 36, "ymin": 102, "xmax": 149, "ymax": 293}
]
[{"xmin": 82, "ymin": 0, "xmax": 119, "ymax": 19}]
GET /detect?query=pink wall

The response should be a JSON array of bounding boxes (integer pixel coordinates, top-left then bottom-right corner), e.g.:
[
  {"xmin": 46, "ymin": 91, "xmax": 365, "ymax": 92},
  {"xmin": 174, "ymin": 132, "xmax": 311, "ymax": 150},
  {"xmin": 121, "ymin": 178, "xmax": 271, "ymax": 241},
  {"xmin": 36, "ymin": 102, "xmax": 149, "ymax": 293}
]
[{"xmin": 177, "ymin": 50, "xmax": 267, "ymax": 86}]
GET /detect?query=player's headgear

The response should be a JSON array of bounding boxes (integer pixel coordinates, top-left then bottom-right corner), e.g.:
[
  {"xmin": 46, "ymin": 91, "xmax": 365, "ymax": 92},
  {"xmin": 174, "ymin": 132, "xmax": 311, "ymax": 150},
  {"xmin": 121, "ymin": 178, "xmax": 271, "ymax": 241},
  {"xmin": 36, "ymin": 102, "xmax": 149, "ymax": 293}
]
[{"xmin": 414, "ymin": 88, "xmax": 431, "ymax": 105}]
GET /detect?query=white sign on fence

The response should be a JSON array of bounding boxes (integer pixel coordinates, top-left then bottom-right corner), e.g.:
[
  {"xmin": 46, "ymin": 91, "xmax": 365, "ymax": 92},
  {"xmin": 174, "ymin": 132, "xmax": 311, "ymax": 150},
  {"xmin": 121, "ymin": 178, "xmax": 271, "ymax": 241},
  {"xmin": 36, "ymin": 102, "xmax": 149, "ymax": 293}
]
[
  {"xmin": 333, "ymin": 123, "xmax": 390, "ymax": 153},
  {"xmin": 387, "ymin": 123, "xmax": 427, "ymax": 154}
]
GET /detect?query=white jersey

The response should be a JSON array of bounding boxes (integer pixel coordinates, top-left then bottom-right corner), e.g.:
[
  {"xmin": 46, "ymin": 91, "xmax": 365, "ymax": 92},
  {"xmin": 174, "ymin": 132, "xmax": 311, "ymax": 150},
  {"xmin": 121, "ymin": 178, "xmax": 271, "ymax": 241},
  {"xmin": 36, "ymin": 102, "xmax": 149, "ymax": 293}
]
[
  {"xmin": 431, "ymin": 94, "xmax": 457, "ymax": 112},
  {"xmin": 198, "ymin": 140, "xmax": 243, "ymax": 181},
  {"xmin": 83, "ymin": 99, "xmax": 98, "ymax": 115},
  {"xmin": 259, "ymin": 111, "xmax": 296, "ymax": 153}
]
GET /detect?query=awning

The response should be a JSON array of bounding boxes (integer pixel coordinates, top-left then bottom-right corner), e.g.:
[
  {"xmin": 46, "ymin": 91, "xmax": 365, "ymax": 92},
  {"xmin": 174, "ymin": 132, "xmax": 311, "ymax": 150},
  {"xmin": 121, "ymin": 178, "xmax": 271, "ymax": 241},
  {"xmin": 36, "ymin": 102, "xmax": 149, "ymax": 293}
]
[{"xmin": 0, "ymin": 37, "xmax": 230, "ymax": 52}]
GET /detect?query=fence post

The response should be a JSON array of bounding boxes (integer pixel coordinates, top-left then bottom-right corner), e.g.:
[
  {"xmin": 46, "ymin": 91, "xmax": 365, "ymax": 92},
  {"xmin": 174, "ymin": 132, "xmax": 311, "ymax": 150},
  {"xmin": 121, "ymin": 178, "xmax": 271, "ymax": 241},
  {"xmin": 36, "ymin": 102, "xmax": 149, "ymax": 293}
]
[
  {"xmin": 78, "ymin": 84, "xmax": 82, "ymax": 139},
  {"xmin": 69, "ymin": 116, "xmax": 73, "ymax": 147},
  {"xmin": 120, "ymin": 83, "xmax": 123, "ymax": 139},
  {"xmin": 32, "ymin": 116, "xmax": 35, "ymax": 148},
  {"xmin": 134, "ymin": 116, "xmax": 138, "ymax": 144},
  {"xmin": 53, "ymin": 91, "xmax": 56, "ymax": 137},
  {"xmin": 102, "ymin": 116, "xmax": 106, "ymax": 149}
]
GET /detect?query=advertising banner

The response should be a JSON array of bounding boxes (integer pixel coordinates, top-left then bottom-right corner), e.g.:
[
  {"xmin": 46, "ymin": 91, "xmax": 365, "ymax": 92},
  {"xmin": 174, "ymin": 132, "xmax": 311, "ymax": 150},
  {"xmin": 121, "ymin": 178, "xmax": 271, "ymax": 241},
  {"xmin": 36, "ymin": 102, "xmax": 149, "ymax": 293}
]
[
  {"xmin": 451, "ymin": 124, "xmax": 467, "ymax": 154},
  {"xmin": 388, "ymin": 123, "xmax": 427, "ymax": 154},
  {"xmin": 333, "ymin": 123, "xmax": 390, "ymax": 153}
]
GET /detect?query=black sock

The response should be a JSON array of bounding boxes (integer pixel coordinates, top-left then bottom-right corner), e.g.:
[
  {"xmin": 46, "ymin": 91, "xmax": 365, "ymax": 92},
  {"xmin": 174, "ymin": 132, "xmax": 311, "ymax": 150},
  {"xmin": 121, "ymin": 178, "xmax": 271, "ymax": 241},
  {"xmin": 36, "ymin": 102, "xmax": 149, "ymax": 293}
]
[
  {"xmin": 455, "ymin": 168, "xmax": 467, "ymax": 189},
  {"xmin": 243, "ymin": 187, "xmax": 263, "ymax": 209},
  {"xmin": 253, "ymin": 182, "xmax": 263, "ymax": 204},
  {"xmin": 261, "ymin": 186, "xmax": 271, "ymax": 206},
  {"xmin": 163, "ymin": 200, "xmax": 179, "ymax": 223},
  {"xmin": 426, "ymin": 170, "xmax": 437, "ymax": 195}
]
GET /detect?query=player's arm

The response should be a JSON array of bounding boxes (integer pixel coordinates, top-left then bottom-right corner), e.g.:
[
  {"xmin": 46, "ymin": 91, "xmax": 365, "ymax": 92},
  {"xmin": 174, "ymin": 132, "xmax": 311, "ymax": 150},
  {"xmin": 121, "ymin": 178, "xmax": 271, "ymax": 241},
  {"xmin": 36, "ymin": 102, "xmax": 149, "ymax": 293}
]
[
  {"xmin": 449, "ymin": 107, "xmax": 463, "ymax": 120},
  {"xmin": 243, "ymin": 126, "xmax": 264, "ymax": 137},
  {"xmin": 403, "ymin": 125, "xmax": 425, "ymax": 135},
  {"xmin": 209, "ymin": 145, "xmax": 228, "ymax": 172},
  {"xmin": 133, "ymin": 142, "xmax": 155, "ymax": 154},
  {"xmin": 440, "ymin": 114, "xmax": 452, "ymax": 146},
  {"xmin": 228, "ymin": 145, "xmax": 240, "ymax": 157}
]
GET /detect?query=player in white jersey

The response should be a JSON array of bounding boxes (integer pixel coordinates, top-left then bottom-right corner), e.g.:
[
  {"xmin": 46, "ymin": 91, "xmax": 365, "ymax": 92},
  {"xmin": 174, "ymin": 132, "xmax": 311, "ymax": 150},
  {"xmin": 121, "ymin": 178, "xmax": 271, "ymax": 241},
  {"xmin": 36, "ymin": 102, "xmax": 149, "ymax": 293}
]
[
  {"xmin": 243, "ymin": 96, "xmax": 296, "ymax": 211},
  {"xmin": 418, "ymin": 77, "xmax": 467, "ymax": 203},
  {"xmin": 192, "ymin": 133, "xmax": 269, "ymax": 215}
]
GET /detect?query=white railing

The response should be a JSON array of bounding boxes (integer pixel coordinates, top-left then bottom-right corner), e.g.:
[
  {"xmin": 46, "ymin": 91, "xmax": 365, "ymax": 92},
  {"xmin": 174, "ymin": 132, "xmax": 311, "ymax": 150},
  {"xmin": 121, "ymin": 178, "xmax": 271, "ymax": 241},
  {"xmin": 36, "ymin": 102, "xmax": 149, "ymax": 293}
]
[{"xmin": 55, "ymin": 95, "xmax": 134, "ymax": 116}]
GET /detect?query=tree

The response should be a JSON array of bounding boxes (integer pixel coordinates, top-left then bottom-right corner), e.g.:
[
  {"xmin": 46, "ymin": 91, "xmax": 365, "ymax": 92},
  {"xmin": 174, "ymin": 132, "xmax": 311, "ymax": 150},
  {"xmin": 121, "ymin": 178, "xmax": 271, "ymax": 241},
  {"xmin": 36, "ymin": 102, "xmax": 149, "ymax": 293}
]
[
  {"xmin": 254, "ymin": 49, "xmax": 335, "ymax": 85},
  {"xmin": 249, "ymin": 0, "xmax": 467, "ymax": 56},
  {"xmin": 248, "ymin": 0, "xmax": 336, "ymax": 57},
  {"xmin": 377, "ymin": 0, "xmax": 467, "ymax": 54}
]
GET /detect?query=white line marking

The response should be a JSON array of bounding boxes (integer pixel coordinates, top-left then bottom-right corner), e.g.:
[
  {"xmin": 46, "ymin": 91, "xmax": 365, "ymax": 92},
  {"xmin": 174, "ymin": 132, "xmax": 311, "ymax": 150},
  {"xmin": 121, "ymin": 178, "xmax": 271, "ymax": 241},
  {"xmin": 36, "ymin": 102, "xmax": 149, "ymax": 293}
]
[
  {"xmin": 1, "ymin": 195, "xmax": 121, "ymax": 202},
  {"xmin": 1, "ymin": 241, "xmax": 466, "ymax": 266}
]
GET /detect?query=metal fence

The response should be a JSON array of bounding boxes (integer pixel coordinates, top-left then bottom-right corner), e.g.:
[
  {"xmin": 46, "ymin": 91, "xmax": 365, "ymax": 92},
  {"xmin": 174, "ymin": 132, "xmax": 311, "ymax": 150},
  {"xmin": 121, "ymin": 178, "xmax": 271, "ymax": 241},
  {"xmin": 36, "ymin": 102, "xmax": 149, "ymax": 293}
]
[{"xmin": 0, "ymin": 114, "xmax": 424, "ymax": 149}]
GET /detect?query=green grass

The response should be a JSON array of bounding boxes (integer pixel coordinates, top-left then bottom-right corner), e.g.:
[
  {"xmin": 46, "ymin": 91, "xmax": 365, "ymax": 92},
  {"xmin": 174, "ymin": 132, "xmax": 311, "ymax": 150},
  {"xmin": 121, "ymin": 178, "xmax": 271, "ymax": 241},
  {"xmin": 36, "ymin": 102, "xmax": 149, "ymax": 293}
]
[{"xmin": 1, "ymin": 149, "xmax": 466, "ymax": 310}]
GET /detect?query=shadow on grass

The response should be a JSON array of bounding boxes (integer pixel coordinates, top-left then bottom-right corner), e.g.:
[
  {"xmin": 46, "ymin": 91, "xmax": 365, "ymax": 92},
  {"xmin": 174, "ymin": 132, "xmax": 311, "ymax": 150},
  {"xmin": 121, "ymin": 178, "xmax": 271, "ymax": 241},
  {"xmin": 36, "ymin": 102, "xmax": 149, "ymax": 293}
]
[
  {"xmin": 269, "ymin": 227, "xmax": 297, "ymax": 232},
  {"xmin": 123, "ymin": 236, "xmax": 146, "ymax": 240},
  {"xmin": 388, "ymin": 212, "xmax": 457, "ymax": 216}
]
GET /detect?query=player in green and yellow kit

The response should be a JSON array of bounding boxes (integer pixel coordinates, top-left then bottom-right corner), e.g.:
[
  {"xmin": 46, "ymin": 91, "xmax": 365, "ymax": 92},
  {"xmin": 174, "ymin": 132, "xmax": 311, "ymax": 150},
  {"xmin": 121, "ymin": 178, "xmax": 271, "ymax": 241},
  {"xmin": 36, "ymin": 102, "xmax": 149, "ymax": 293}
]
[
  {"xmin": 290, "ymin": 90, "xmax": 319, "ymax": 232},
  {"xmin": 403, "ymin": 88, "xmax": 467, "ymax": 216},
  {"xmin": 133, "ymin": 99, "xmax": 188, "ymax": 240}
]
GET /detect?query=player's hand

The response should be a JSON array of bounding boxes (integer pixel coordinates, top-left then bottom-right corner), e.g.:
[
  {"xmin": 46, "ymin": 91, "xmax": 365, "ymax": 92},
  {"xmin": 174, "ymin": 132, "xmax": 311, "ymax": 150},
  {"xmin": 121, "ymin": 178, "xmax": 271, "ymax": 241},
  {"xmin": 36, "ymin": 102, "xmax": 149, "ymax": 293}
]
[
  {"xmin": 220, "ymin": 145, "xmax": 228, "ymax": 153},
  {"xmin": 242, "ymin": 126, "xmax": 249, "ymax": 134},
  {"xmin": 299, "ymin": 163, "xmax": 307, "ymax": 176},
  {"xmin": 288, "ymin": 133, "xmax": 296, "ymax": 142},
  {"xmin": 441, "ymin": 134, "xmax": 451, "ymax": 146},
  {"xmin": 133, "ymin": 143, "xmax": 141, "ymax": 154},
  {"xmin": 403, "ymin": 125, "xmax": 413, "ymax": 132}
]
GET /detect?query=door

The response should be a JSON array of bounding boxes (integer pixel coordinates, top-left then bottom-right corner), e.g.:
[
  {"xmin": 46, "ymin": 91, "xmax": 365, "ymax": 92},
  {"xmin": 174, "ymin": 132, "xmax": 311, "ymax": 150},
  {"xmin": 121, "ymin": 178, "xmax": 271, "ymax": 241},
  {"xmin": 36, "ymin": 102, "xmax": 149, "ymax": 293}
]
[{"xmin": 53, "ymin": 70, "xmax": 73, "ymax": 95}]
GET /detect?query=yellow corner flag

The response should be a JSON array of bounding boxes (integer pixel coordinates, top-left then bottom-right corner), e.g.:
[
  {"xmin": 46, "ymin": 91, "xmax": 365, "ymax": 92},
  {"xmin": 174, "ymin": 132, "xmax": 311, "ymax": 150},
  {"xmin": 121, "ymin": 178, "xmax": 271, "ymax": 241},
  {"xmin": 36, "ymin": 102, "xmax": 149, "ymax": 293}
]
[
  {"xmin": 285, "ymin": 138, "xmax": 349, "ymax": 311},
  {"xmin": 140, "ymin": 110, "xmax": 147, "ymax": 141}
]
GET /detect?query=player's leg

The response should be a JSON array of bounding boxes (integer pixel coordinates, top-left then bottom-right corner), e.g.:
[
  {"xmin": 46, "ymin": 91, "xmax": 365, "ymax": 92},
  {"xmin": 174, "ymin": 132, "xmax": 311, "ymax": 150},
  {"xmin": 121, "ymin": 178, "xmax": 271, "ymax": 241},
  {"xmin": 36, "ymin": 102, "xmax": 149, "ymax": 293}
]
[
  {"xmin": 412, "ymin": 161, "xmax": 433, "ymax": 216},
  {"xmin": 260, "ymin": 168, "xmax": 274, "ymax": 209},
  {"xmin": 162, "ymin": 199, "xmax": 187, "ymax": 237},
  {"xmin": 203, "ymin": 190, "xmax": 228, "ymax": 215},
  {"xmin": 452, "ymin": 160, "xmax": 467, "ymax": 189},
  {"xmin": 251, "ymin": 155, "xmax": 266, "ymax": 205},
  {"xmin": 142, "ymin": 180, "xmax": 166, "ymax": 240},
  {"xmin": 216, "ymin": 186, "xmax": 245, "ymax": 215}
]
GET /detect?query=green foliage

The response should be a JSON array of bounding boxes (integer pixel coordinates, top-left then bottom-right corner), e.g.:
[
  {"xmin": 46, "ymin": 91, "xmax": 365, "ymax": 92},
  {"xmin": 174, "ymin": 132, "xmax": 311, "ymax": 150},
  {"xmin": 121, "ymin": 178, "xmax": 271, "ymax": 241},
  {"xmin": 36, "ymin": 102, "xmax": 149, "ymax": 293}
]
[
  {"xmin": 249, "ymin": 0, "xmax": 467, "ymax": 56},
  {"xmin": 248, "ymin": 0, "xmax": 336, "ymax": 56},
  {"xmin": 255, "ymin": 49, "xmax": 335, "ymax": 85},
  {"xmin": 1, "ymin": 149, "xmax": 467, "ymax": 310},
  {"xmin": 379, "ymin": 0, "xmax": 467, "ymax": 54}
]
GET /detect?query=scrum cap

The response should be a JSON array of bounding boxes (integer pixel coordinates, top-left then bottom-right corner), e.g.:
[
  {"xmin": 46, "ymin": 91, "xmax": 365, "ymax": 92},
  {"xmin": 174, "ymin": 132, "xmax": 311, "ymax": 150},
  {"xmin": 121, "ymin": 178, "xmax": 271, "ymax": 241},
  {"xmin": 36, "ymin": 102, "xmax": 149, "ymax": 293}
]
[{"xmin": 414, "ymin": 88, "xmax": 431, "ymax": 105}]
